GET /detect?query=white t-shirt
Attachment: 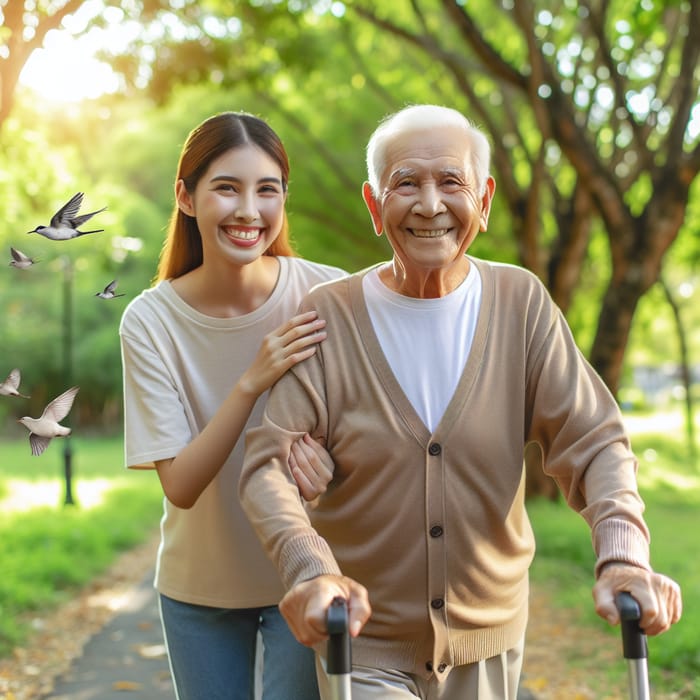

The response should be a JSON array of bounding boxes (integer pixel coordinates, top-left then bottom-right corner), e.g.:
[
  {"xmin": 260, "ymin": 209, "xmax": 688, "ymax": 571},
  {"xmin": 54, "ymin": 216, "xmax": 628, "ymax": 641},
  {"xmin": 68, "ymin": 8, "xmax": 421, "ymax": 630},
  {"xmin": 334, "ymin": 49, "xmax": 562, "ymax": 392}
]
[
  {"xmin": 363, "ymin": 263, "xmax": 482, "ymax": 432},
  {"xmin": 120, "ymin": 256, "xmax": 346, "ymax": 607}
]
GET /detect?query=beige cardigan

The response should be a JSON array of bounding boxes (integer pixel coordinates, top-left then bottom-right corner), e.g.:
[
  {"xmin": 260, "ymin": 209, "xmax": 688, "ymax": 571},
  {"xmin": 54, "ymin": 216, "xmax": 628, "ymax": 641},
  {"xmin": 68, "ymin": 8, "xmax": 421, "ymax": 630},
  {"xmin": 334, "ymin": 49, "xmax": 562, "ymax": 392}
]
[{"xmin": 240, "ymin": 257, "xmax": 650, "ymax": 679}]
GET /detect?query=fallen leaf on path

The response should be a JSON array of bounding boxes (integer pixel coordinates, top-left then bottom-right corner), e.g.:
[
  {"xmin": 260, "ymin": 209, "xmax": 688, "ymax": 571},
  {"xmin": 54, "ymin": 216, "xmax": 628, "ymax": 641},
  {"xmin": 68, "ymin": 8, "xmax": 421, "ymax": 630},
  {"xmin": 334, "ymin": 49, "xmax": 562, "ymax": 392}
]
[
  {"xmin": 524, "ymin": 676, "xmax": 549, "ymax": 691},
  {"xmin": 136, "ymin": 643, "xmax": 167, "ymax": 659},
  {"xmin": 112, "ymin": 680, "xmax": 143, "ymax": 691}
]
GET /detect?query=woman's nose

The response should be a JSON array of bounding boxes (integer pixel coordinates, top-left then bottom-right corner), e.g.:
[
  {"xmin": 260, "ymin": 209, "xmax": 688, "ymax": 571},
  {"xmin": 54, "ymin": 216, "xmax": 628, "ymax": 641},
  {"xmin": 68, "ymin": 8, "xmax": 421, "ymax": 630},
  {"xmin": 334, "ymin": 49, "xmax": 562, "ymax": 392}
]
[{"xmin": 234, "ymin": 192, "xmax": 258, "ymax": 221}]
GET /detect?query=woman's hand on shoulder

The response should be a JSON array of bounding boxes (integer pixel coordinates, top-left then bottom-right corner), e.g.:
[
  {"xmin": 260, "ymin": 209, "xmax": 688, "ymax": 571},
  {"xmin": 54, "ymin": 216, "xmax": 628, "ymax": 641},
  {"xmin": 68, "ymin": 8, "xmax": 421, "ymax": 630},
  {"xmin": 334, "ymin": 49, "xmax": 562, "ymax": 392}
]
[
  {"xmin": 238, "ymin": 311, "xmax": 327, "ymax": 397},
  {"xmin": 289, "ymin": 433, "xmax": 334, "ymax": 501}
]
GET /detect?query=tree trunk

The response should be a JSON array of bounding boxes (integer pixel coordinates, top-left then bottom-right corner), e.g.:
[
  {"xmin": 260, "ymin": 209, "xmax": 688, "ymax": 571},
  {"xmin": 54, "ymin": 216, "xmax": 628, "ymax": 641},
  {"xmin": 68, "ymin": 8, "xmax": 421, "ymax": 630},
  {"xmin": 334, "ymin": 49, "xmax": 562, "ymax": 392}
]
[{"xmin": 659, "ymin": 276, "xmax": 697, "ymax": 465}]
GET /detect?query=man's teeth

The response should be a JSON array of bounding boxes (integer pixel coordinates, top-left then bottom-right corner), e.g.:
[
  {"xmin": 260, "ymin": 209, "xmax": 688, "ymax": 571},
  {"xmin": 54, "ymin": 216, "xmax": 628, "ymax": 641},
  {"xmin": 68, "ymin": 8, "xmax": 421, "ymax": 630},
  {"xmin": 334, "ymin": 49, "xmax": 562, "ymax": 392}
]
[{"xmin": 410, "ymin": 228, "xmax": 449, "ymax": 238}]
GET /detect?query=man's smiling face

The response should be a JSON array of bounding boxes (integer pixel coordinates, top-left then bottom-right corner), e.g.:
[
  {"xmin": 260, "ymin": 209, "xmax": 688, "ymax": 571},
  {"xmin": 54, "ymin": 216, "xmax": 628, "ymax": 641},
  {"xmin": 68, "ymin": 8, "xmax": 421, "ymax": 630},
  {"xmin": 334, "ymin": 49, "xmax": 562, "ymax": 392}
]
[{"xmin": 363, "ymin": 124, "xmax": 494, "ymax": 289}]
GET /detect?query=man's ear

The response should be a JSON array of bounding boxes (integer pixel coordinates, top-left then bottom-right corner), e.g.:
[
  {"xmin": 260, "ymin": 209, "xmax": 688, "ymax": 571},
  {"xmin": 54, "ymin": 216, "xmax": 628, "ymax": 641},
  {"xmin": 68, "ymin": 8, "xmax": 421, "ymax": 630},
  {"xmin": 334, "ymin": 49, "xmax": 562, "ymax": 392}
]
[
  {"xmin": 362, "ymin": 182, "xmax": 383, "ymax": 236},
  {"xmin": 479, "ymin": 176, "xmax": 496, "ymax": 231},
  {"xmin": 175, "ymin": 179, "xmax": 195, "ymax": 216}
]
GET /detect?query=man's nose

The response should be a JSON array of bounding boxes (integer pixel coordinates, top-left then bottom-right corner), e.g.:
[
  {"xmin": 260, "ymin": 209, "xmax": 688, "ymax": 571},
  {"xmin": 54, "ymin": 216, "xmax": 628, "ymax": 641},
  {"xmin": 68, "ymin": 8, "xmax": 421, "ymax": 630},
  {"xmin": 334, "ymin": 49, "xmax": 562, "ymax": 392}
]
[{"xmin": 411, "ymin": 183, "xmax": 446, "ymax": 216}]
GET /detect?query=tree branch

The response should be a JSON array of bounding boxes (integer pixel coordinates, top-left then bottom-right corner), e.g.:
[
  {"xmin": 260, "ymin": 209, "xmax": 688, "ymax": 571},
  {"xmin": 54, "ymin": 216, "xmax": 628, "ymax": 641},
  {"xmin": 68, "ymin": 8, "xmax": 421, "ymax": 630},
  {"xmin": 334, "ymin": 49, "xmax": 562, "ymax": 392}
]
[
  {"xmin": 439, "ymin": 0, "xmax": 529, "ymax": 90},
  {"xmin": 662, "ymin": 1, "xmax": 700, "ymax": 161},
  {"xmin": 347, "ymin": 3, "xmax": 487, "ymax": 82}
]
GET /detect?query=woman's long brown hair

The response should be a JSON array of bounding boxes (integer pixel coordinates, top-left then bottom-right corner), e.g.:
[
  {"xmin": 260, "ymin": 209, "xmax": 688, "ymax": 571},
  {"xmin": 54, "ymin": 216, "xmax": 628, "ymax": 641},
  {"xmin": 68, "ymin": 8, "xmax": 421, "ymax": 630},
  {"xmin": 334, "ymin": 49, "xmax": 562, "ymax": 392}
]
[{"xmin": 155, "ymin": 112, "xmax": 295, "ymax": 283}]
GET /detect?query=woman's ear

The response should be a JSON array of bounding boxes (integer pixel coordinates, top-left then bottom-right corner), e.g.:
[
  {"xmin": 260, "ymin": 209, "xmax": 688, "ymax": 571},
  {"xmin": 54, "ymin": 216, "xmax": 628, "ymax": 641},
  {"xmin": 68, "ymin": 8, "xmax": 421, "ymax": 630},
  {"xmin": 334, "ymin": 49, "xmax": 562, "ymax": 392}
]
[
  {"xmin": 175, "ymin": 179, "xmax": 195, "ymax": 216},
  {"xmin": 362, "ymin": 182, "xmax": 383, "ymax": 236}
]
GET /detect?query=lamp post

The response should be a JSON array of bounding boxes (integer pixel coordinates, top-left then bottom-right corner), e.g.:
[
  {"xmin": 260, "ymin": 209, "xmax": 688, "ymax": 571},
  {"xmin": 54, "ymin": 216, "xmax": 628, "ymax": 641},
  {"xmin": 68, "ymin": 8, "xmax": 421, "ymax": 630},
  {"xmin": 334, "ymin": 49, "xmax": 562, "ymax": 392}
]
[{"xmin": 62, "ymin": 255, "xmax": 75, "ymax": 506}]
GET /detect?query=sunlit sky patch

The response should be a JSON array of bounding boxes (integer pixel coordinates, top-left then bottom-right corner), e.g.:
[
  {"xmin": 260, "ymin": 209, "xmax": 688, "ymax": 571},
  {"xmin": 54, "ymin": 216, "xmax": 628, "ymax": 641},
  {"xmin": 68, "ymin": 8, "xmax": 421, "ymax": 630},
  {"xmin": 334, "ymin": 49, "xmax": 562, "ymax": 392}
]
[{"xmin": 18, "ymin": 2, "xmax": 135, "ymax": 103}]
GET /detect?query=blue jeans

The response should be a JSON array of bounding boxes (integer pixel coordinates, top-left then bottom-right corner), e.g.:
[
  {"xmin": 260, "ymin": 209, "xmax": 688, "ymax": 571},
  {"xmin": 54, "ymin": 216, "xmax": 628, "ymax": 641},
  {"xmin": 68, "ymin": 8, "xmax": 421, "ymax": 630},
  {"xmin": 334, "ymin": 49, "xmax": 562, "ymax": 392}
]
[{"xmin": 159, "ymin": 594, "xmax": 320, "ymax": 700}]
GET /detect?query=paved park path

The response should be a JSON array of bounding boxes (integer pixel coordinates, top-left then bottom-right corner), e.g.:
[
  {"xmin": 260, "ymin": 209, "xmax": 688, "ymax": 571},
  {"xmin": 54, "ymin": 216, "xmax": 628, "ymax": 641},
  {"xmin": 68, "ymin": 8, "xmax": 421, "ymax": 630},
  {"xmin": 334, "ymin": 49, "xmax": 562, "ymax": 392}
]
[
  {"xmin": 42, "ymin": 571, "xmax": 174, "ymax": 700},
  {"xmin": 0, "ymin": 530, "xmax": 635, "ymax": 700}
]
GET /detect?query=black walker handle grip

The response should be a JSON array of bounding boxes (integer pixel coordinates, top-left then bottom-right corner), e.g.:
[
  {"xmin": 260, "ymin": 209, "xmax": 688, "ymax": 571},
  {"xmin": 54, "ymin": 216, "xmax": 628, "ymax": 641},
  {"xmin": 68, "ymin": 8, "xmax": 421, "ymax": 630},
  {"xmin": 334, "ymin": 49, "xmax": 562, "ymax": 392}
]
[
  {"xmin": 327, "ymin": 596, "xmax": 351, "ymax": 675},
  {"xmin": 616, "ymin": 591, "xmax": 648, "ymax": 660}
]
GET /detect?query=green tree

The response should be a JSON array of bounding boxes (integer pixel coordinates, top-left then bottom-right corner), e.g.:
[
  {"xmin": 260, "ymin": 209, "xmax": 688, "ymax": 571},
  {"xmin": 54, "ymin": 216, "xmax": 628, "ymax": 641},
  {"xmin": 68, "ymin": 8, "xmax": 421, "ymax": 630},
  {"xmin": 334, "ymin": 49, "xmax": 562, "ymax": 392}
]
[
  {"xmin": 80, "ymin": 0, "xmax": 700, "ymax": 396},
  {"xmin": 3, "ymin": 0, "xmax": 700, "ymax": 454},
  {"xmin": 342, "ymin": 0, "xmax": 700, "ymax": 397}
]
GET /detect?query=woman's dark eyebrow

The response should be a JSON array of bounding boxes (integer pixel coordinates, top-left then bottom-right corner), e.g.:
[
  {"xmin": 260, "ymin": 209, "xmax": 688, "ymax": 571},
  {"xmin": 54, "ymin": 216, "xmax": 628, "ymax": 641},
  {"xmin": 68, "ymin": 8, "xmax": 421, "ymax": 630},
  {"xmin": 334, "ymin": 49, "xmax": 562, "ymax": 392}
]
[{"xmin": 210, "ymin": 175, "xmax": 283, "ymax": 186}]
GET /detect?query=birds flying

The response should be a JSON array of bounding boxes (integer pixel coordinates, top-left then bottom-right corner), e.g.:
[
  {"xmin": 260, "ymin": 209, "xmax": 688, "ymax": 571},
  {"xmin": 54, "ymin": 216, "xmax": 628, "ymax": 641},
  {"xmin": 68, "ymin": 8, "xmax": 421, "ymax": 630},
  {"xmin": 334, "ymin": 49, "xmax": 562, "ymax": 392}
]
[
  {"xmin": 27, "ymin": 192, "xmax": 106, "ymax": 240},
  {"xmin": 0, "ymin": 368, "xmax": 30, "ymax": 398},
  {"xmin": 9, "ymin": 247, "xmax": 38, "ymax": 269},
  {"xmin": 10, "ymin": 194, "xmax": 109, "ymax": 448},
  {"xmin": 17, "ymin": 386, "xmax": 79, "ymax": 456},
  {"xmin": 95, "ymin": 279, "xmax": 125, "ymax": 299}
]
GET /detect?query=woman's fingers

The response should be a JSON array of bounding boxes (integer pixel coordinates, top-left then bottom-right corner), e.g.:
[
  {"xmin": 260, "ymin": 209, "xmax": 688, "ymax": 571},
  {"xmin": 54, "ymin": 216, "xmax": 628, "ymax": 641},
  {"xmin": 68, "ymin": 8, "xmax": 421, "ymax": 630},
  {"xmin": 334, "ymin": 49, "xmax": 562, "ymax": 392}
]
[
  {"xmin": 242, "ymin": 311, "xmax": 329, "ymax": 396},
  {"xmin": 289, "ymin": 434, "xmax": 333, "ymax": 501},
  {"xmin": 270, "ymin": 313, "xmax": 327, "ymax": 365}
]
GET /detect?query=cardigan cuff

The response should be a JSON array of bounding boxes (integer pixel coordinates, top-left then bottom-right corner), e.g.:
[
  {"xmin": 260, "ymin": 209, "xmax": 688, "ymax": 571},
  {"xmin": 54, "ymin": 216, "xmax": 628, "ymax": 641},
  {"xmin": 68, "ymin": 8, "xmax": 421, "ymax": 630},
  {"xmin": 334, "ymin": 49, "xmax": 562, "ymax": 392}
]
[
  {"xmin": 278, "ymin": 532, "xmax": 343, "ymax": 590},
  {"xmin": 593, "ymin": 517, "xmax": 651, "ymax": 578}
]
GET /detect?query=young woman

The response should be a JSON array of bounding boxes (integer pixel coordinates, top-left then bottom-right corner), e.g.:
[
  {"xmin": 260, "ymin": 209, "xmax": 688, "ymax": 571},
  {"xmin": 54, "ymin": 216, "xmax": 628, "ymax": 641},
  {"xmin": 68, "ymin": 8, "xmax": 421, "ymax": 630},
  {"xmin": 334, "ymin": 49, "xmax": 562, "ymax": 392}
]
[{"xmin": 119, "ymin": 112, "xmax": 346, "ymax": 700}]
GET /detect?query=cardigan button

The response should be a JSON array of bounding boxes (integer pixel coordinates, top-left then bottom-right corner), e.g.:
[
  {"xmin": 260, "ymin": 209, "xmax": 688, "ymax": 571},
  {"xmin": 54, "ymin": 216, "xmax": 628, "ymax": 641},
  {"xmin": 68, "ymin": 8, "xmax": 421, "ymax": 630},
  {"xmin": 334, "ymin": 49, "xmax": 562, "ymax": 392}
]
[
  {"xmin": 430, "ymin": 598, "xmax": 444, "ymax": 609},
  {"xmin": 428, "ymin": 443, "xmax": 441, "ymax": 456},
  {"xmin": 429, "ymin": 525, "xmax": 444, "ymax": 538},
  {"xmin": 437, "ymin": 663, "xmax": 447, "ymax": 673},
  {"xmin": 425, "ymin": 661, "xmax": 433, "ymax": 672}
]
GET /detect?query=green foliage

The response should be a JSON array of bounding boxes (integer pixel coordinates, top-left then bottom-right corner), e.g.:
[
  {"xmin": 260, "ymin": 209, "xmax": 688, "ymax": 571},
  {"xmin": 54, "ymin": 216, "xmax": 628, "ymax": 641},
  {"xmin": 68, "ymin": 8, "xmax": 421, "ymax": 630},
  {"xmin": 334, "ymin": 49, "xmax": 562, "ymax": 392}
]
[
  {"xmin": 0, "ymin": 435, "xmax": 163, "ymax": 656},
  {"xmin": 1, "ymin": 0, "xmax": 699, "ymax": 426}
]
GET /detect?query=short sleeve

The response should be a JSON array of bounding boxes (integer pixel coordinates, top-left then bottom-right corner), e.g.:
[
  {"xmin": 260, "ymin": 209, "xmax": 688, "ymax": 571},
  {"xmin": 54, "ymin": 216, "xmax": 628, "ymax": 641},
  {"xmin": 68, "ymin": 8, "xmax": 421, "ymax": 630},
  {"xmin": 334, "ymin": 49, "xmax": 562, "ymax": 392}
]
[{"xmin": 120, "ymin": 321, "xmax": 192, "ymax": 468}]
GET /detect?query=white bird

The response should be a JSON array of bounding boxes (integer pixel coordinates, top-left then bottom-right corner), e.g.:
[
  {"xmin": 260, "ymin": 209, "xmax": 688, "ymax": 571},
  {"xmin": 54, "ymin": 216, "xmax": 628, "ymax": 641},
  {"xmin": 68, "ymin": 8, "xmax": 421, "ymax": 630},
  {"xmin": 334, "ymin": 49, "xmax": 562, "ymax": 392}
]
[
  {"xmin": 18, "ymin": 386, "xmax": 79, "ymax": 456},
  {"xmin": 0, "ymin": 368, "xmax": 30, "ymax": 398},
  {"xmin": 9, "ymin": 247, "xmax": 38, "ymax": 269},
  {"xmin": 27, "ymin": 192, "xmax": 106, "ymax": 240},
  {"xmin": 95, "ymin": 279, "xmax": 125, "ymax": 299}
]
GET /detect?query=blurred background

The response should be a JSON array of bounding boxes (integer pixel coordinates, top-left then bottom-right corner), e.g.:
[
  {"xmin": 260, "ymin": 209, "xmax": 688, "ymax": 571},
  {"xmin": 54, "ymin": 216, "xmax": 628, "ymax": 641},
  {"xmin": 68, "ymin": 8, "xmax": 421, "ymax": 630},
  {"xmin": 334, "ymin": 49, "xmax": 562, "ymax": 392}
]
[
  {"xmin": 1, "ymin": 0, "xmax": 698, "ymax": 444},
  {"xmin": 0, "ymin": 1, "xmax": 699, "ymax": 695}
]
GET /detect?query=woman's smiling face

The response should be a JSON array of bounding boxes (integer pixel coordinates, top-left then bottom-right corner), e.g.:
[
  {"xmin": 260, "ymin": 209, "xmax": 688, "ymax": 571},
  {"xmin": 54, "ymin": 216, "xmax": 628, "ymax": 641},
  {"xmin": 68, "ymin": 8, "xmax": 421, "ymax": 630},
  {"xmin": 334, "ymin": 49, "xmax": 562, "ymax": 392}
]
[{"xmin": 177, "ymin": 143, "xmax": 287, "ymax": 268}]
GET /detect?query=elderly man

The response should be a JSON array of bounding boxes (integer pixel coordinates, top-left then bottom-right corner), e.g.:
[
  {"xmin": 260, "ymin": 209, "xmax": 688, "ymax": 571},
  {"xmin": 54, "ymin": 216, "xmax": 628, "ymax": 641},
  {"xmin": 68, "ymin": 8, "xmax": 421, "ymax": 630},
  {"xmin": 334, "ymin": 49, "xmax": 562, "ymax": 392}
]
[{"xmin": 240, "ymin": 104, "xmax": 681, "ymax": 699}]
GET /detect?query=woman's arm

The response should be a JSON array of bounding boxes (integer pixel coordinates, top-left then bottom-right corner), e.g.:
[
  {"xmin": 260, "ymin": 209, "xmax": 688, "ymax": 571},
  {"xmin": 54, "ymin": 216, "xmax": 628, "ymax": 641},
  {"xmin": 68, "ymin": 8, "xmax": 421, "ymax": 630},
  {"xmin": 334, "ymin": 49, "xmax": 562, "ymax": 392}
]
[{"xmin": 156, "ymin": 311, "xmax": 330, "ymax": 508}]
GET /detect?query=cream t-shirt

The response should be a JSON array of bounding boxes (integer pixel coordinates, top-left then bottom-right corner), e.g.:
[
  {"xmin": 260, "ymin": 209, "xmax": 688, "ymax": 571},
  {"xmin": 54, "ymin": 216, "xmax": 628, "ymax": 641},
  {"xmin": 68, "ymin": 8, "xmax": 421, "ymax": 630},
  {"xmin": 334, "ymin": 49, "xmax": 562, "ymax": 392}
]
[{"xmin": 119, "ymin": 256, "xmax": 346, "ymax": 607}]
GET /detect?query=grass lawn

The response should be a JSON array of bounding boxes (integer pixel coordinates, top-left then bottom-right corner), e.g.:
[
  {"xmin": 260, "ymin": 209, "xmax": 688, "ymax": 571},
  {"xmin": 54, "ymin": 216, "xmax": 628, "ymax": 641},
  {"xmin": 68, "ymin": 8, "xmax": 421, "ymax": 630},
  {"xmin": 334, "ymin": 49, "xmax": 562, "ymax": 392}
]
[
  {"xmin": 0, "ymin": 433, "xmax": 163, "ymax": 656},
  {"xmin": 528, "ymin": 417, "xmax": 700, "ymax": 697},
  {"xmin": 0, "ymin": 415, "xmax": 698, "ymax": 697}
]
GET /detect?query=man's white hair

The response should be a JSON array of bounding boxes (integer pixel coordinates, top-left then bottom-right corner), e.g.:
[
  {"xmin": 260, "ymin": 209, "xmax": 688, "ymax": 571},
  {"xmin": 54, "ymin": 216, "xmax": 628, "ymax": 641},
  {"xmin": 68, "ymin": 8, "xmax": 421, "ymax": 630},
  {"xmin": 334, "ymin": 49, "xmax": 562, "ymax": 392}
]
[{"xmin": 365, "ymin": 104, "xmax": 491, "ymax": 196}]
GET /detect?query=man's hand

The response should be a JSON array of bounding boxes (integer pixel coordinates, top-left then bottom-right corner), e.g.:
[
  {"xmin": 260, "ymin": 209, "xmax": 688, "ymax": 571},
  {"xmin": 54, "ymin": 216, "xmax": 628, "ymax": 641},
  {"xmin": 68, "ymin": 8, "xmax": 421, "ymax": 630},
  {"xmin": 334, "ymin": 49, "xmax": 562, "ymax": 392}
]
[
  {"xmin": 593, "ymin": 563, "xmax": 682, "ymax": 635},
  {"xmin": 279, "ymin": 574, "xmax": 371, "ymax": 647}
]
